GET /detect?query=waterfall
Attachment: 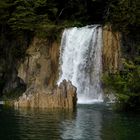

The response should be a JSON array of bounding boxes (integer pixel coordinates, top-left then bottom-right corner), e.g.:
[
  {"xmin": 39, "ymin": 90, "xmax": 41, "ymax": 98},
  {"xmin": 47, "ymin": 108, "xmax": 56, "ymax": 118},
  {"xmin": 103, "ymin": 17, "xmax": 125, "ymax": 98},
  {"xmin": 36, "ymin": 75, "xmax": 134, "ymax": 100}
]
[{"xmin": 58, "ymin": 25, "xmax": 103, "ymax": 104}]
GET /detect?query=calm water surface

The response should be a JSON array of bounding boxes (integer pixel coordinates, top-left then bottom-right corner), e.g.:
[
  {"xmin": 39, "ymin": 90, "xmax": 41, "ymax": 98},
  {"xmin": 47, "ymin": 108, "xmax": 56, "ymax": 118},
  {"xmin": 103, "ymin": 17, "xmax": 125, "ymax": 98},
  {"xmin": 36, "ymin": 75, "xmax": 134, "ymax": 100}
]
[{"xmin": 0, "ymin": 104, "xmax": 140, "ymax": 140}]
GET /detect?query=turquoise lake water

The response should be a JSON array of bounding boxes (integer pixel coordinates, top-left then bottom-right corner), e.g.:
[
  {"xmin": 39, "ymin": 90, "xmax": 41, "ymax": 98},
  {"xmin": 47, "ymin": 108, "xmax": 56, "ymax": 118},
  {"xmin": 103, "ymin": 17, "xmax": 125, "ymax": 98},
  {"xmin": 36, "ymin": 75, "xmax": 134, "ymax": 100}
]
[{"xmin": 0, "ymin": 104, "xmax": 140, "ymax": 140}]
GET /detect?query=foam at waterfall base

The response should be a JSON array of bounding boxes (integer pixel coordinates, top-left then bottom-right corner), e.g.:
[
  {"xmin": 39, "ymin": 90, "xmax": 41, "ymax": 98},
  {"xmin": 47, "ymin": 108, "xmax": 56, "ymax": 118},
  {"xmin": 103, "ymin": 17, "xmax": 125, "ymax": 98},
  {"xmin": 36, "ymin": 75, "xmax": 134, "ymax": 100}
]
[{"xmin": 77, "ymin": 96, "xmax": 103, "ymax": 104}]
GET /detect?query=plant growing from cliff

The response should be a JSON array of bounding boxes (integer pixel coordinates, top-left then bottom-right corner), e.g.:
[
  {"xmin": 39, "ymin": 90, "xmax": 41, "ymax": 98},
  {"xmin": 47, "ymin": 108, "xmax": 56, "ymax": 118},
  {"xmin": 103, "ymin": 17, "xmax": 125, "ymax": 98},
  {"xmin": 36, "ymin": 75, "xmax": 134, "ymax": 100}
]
[{"xmin": 103, "ymin": 59, "xmax": 140, "ymax": 111}]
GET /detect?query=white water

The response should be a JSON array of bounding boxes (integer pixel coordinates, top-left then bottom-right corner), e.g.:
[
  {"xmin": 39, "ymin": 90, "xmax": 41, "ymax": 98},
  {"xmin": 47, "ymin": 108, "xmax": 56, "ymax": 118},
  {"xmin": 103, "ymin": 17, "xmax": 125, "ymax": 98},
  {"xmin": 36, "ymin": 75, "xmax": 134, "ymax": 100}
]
[
  {"xmin": 0, "ymin": 101, "xmax": 4, "ymax": 105},
  {"xmin": 58, "ymin": 25, "xmax": 103, "ymax": 104}
]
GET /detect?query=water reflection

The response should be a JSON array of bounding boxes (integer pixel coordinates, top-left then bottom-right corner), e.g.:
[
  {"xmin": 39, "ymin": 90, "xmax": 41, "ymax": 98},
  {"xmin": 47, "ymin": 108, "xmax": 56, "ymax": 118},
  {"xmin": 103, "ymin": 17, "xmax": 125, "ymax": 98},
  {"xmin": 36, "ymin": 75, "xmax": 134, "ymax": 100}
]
[
  {"xmin": 15, "ymin": 108, "xmax": 76, "ymax": 140},
  {"xmin": 0, "ymin": 104, "xmax": 140, "ymax": 140},
  {"xmin": 15, "ymin": 105, "xmax": 104, "ymax": 140},
  {"xmin": 61, "ymin": 104, "xmax": 103, "ymax": 140}
]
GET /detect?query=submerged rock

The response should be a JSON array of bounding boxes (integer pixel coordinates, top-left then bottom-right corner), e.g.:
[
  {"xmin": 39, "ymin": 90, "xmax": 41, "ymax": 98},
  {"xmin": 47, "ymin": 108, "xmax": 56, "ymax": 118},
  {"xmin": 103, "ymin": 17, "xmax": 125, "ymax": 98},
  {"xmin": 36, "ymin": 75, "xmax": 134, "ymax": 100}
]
[{"xmin": 14, "ymin": 80, "xmax": 77, "ymax": 110}]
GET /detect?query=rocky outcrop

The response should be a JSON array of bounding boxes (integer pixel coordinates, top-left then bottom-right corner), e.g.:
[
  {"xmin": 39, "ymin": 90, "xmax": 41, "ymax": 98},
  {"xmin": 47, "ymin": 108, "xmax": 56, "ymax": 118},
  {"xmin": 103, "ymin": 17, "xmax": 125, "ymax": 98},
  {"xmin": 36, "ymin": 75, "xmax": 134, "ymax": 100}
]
[
  {"xmin": 103, "ymin": 25, "xmax": 121, "ymax": 73},
  {"xmin": 18, "ymin": 37, "xmax": 60, "ymax": 89},
  {"xmin": 14, "ymin": 80, "xmax": 77, "ymax": 110},
  {"xmin": 14, "ymin": 37, "xmax": 77, "ymax": 109}
]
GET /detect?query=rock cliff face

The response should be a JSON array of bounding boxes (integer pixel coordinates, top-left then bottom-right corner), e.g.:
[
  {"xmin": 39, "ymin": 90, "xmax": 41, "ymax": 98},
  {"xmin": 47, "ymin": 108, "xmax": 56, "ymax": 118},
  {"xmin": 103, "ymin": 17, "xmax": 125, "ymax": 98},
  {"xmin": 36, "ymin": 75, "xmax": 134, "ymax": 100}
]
[
  {"xmin": 15, "ymin": 37, "xmax": 77, "ymax": 109},
  {"xmin": 102, "ymin": 26, "xmax": 121, "ymax": 73},
  {"xmin": 18, "ymin": 37, "xmax": 60, "ymax": 89},
  {"xmin": 14, "ymin": 80, "xmax": 77, "ymax": 110}
]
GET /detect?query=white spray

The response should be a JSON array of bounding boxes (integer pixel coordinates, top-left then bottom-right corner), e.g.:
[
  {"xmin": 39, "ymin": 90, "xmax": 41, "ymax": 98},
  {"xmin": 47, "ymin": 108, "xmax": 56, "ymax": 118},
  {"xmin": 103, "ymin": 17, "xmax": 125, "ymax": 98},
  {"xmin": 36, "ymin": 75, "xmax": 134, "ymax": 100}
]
[{"xmin": 58, "ymin": 25, "xmax": 103, "ymax": 104}]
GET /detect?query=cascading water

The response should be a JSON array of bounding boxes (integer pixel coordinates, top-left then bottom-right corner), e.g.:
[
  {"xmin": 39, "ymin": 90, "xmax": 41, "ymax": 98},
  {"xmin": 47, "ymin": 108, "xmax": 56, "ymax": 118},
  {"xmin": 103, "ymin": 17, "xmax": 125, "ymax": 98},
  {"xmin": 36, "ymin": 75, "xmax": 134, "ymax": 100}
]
[{"xmin": 58, "ymin": 25, "xmax": 103, "ymax": 104}]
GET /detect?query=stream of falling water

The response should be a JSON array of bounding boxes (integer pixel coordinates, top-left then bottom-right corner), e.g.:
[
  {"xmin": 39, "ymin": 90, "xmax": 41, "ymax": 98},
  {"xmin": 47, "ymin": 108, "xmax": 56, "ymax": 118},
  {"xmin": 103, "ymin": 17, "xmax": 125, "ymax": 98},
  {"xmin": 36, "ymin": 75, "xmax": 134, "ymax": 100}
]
[{"xmin": 58, "ymin": 25, "xmax": 103, "ymax": 104}]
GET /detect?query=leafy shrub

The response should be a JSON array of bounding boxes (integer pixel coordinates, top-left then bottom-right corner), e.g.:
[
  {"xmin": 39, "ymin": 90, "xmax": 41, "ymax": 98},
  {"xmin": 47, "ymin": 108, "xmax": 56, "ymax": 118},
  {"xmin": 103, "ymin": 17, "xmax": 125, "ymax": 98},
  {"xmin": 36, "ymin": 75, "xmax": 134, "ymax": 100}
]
[{"xmin": 103, "ymin": 59, "xmax": 140, "ymax": 111}]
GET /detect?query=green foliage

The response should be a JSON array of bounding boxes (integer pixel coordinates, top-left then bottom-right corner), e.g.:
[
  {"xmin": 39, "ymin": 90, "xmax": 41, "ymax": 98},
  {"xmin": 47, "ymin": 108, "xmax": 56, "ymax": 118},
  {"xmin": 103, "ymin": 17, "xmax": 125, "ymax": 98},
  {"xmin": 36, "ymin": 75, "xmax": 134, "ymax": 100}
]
[
  {"xmin": 0, "ymin": 0, "xmax": 13, "ymax": 24},
  {"xmin": 8, "ymin": 0, "xmax": 37, "ymax": 31},
  {"xmin": 0, "ymin": 0, "xmax": 139, "ymax": 35},
  {"xmin": 0, "ymin": 0, "xmax": 108, "ymax": 33},
  {"xmin": 103, "ymin": 59, "xmax": 140, "ymax": 111},
  {"xmin": 105, "ymin": 0, "xmax": 140, "ymax": 33}
]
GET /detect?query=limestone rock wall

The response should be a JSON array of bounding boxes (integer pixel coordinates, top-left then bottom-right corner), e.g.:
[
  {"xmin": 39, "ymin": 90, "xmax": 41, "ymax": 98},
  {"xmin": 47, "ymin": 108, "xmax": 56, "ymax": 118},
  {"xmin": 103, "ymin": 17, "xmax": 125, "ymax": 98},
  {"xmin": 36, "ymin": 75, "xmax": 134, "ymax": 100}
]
[
  {"xmin": 18, "ymin": 37, "xmax": 60, "ymax": 89},
  {"xmin": 14, "ymin": 80, "xmax": 77, "ymax": 110},
  {"xmin": 16, "ymin": 38, "xmax": 77, "ymax": 109},
  {"xmin": 102, "ymin": 25, "xmax": 121, "ymax": 73}
]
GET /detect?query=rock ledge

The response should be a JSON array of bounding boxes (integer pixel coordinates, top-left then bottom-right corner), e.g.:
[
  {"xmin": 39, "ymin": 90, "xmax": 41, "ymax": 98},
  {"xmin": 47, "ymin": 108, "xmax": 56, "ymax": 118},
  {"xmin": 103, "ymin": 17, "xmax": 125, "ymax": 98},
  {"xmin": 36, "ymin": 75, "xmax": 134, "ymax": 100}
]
[{"xmin": 14, "ymin": 80, "xmax": 77, "ymax": 110}]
